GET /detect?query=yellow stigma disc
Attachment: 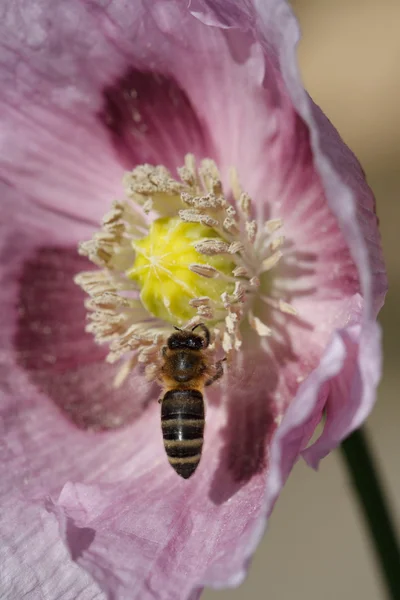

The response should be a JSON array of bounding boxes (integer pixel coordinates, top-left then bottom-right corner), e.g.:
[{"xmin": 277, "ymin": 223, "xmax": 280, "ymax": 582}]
[{"xmin": 127, "ymin": 217, "xmax": 234, "ymax": 325}]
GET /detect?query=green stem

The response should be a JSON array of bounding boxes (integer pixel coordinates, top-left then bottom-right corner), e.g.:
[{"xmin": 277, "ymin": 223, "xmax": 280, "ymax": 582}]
[{"xmin": 340, "ymin": 427, "xmax": 400, "ymax": 600}]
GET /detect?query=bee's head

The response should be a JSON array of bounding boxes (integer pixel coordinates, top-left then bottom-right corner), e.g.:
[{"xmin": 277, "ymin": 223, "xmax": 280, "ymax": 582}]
[{"xmin": 167, "ymin": 325, "xmax": 210, "ymax": 351}]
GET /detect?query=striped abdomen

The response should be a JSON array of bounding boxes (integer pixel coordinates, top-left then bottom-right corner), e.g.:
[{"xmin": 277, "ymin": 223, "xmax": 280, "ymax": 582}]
[{"xmin": 161, "ymin": 389, "xmax": 204, "ymax": 479}]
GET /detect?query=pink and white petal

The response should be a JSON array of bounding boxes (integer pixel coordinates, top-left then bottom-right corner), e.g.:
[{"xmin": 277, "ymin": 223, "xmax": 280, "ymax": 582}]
[
  {"xmin": 189, "ymin": 0, "xmax": 386, "ymax": 310},
  {"xmin": 302, "ymin": 322, "xmax": 382, "ymax": 467},
  {"xmin": 13, "ymin": 245, "xmax": 155, "ymax": 432},
  {"xmin": 204, "ymin": 329, "xmax": 348, "ymax": 587},
  {"xmin": 47, "ymin": 354, "xmax": 279, "ymax": 600},
  {"xmin": 0, "ymin": 182, "xmax": 97, "ymax": 388},
  {"xmin": 210, "ymin": 321, "xmax": 379, "ymax": 591},
  {"xmin": 255, "ymin": 3, "xmax": 387, "ymax": 461},
  {"xmin": 0, "ymin": 1, "xmax": 218, "ymax": 227},
  {"xmin": 0, "ymin": 499, "xmax": 103, "ymax": 600},
  {"xmin": 254, "ymin": 1, "xmax": 387, "ymax": 314},
  {"xmin": 1, "ymin": 335, "xmax": 279, "ymax": 598},
  {"xmin": 184, "ymin": 0, "xmax": 384, "ymax": 395},
  {"xmin": 0, "ymin": 220, "xmax": 158, "ymax": 495},
  {"xmin": 190, "ymin": 0, "xmax": 387, "ymax": 450},
  {"xmin": 185, "ymin": 0, "xmax": 387, "ymax": 587},
  {"xmin": 47, "ymin": 323, "xmax": 361, "ymax": 598}
]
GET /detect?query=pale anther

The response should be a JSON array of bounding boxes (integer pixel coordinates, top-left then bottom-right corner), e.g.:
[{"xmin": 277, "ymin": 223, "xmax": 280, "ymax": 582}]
[
  {"xmin": 265, "ymin": 218, "xmax": 283, "ymax": 234},
  {"xmin": 189, "ymin": 264, "xmax": 219, "ymax": 278},
  {"xmin": 194, "ymin": 239, "xmax": 230, "ymax": 255},
  {"xmin": 248, "ymin": 313, "xmax": 272, "ymax": 337},
  {"xmin": 262, "ymin": 251, "xmax": 283, "ymax": 272}
]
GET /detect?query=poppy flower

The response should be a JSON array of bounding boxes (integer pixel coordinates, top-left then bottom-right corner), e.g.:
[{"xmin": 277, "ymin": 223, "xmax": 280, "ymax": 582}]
[{"xmin": 0, "ymin": 1, "xmax": 387, "ymax": 599}]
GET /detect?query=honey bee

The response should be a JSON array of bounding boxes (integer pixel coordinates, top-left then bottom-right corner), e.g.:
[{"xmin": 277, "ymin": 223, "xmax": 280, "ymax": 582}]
[{"xmin": 158, "ymin": 324, "xmax": 224, "ymax": 479}]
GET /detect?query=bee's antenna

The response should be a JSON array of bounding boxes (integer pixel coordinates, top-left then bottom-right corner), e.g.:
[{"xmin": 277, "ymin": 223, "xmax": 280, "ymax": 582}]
[
  {"xmin": 191, "ymin": 323, "xmax": 210, "ymax": 348},
  {"xmin": 173, "ymin": 326, "xmax": 181, "ymax": 331}
]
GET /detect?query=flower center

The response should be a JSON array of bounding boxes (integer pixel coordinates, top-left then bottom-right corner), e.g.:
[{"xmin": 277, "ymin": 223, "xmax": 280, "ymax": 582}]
[
  {"xmin": 75, "ymin": 155, "xmax": 296, "ymax": 385},
  {"xmin": 127, "ymin": 217, "xmax": 235, "ymax": 326}
]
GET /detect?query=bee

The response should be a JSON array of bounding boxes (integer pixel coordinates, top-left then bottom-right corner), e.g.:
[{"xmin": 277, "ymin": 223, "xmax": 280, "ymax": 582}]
[{"xmin": 158, "ymin": 324, "xmax": 224, "ymax": 479}]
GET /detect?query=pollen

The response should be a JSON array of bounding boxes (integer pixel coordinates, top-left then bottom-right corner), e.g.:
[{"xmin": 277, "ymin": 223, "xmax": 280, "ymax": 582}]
[
  {"xmin": 127, "ymin": 217, "xmax": 234, "ymax": 325},
  {"xmin": 75, "ymin": 154, "xmax": 297, "ymax": 384}
]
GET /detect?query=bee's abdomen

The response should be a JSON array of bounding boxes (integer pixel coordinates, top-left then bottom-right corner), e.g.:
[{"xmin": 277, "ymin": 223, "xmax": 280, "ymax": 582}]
[{"xmin": 161, "ymin": 389, "xmax": 204, "ymax": 479}]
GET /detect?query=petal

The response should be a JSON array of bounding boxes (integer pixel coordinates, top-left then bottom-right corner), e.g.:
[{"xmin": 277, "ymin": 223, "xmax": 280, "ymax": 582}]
[
  {"xmin": 47, "ymin": 354, "xmax": 277, "ymax": 599},
  {"xmin": 189, "ymin": 0, "xmax": 387, "ymax": 451},
  {"xmin": 0, "ymin": 499, "xmax": 102, "ymax": 599},
  {"xmin": 0, "ymin": 1, "xmax": 221, "ymax": 227},
  {"xmin": 15, "ymin": 244, "xmax": 152, "ymax": 431},
  {"xmin": 189, "ymin": 0, "xmax": 387, "ymax": 312},
  {"xmin": 189, "ymin": 0, "xmax": 388, "ymax": 582},
  {"xmin": 4, "ymin": 316, "xmax": 277, "ymax": 599},
  {"xmin": 302, "ymin": 323, "xmax": 382, "ymax": 467}
]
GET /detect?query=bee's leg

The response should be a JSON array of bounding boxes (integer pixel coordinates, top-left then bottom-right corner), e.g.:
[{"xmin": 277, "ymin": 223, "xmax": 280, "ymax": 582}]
[{"xmin": 205, "ymin": 358, "xmax": 226, "ymax": 386}]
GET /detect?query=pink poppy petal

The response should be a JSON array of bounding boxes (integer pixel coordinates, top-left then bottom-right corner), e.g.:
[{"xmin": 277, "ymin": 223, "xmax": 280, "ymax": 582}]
[
  {"xmin": 187, "ymin": 0, "xmax": 387, "ymax": 584},
  {"xmin": 190, "ymin": 0, "xmax": 386, "ymax": 458},
  {"xmin": 189, "ymin": 0, "xmax": 386, "ymax": 310},
  {"xmin": 15, "ymin": 244, "xmax": 151, "ymax": 430},
  {"xmin": 0, "ymin": 2, "xmax": 219, "ymax": 227},
  {"xmin": 0, "ymin": 499, "xmax": 102, "ymax": 599},
  {"xmin": 253, "ymin": 4, "xmax": 387, "ymax": 463},
  {"xmin": 302, "ymin": 323, "xmax": 382, "ymax": 467},
  {"xmin": 3, "ymin": 341, "xmax": 276, "ymax": 598},
  {"xmin": 46, "ymin": 354, "xmax": 277, "ymax": 599},
  {"xmin": 46, "ymin": 326, "xmax": 361, "ymax": 596},
  {"xmin": 1, "ymin": 232, "xmax": 159, "ymax": 499}
]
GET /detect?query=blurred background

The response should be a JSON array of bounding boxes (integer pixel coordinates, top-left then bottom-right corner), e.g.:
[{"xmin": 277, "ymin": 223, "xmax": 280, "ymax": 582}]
[{"xmin": 205, "ymin": 1, "xmax": 400, "ymax": 599}]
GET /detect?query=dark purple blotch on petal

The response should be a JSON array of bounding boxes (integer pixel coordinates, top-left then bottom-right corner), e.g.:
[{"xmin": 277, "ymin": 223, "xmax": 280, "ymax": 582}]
[
  {"xmin": 99, "ymin": 69, "xmax": 215, "ymax": 171},
  {"xmin": 15, "ymin": 246, "xmax": 152, "ymax": 430},
  {"xmin": 209, "ymin": 351, "xmax": 279, "ymax": 504}
]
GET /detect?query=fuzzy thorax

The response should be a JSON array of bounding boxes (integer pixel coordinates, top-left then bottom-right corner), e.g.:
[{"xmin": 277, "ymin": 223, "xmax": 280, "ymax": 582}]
[{"xmin": 75, "ymin": 155, "xmax": 296, "ymax": 385}]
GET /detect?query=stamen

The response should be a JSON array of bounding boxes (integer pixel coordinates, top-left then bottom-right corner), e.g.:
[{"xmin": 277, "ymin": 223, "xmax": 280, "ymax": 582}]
[
  {"xmin": 181, "ymin": 192, "xmax": 226, "ymax": 211},
  {"xmin": 177, "ymin": 154, "xmax": 199, "ymax": 188},
  {"xmin": 270, "ymin": 236, "xmax": 285, "ymax": 251},
  {"xmin": 261, "ymin": 250, "xmax": 283, "ymax": 272},
  {"xmin": 229, "ymin": 241, "xmax": 245, "ymax": 254},
  {"xmin": 223, "ymin": 217, "xmax": 239, "ymax": 234},
  {"xmin": 189, "ymin": 296, "xmax": 211, "ymax": 308},
  {"xmin": 260, "ymin": 295, "xmax": 298, "ymax": 316},
  {"xmin": 194, "ymin": 239, "xmax": 231, "ymax": 255},
  {"xmin": 246, "ymin": 221, "xmax": 258, "ymax": 243},
  {"xmin": 179, "ymin": 209, "xmax": 219, "ymax": 228},
  {"xmin": 199, "ymin": 159, "xmax": 223, "ymax": 195},
  {"xmin": 114, "ymin": 355, "xmax": 140, "ymax": 388},
  {"xmin": 248, "ymin": 312, "xmax": 273, "ymax": 337},
  {"xmin": 189, "ymin": 264, "xmax": 219, "ymax": 278},
  {"xmin": 249, "ymin": 276, "xmax": 260, "ymax": 288},
  {"xmin": 239, "ymin": 193, "xmax": 252, "ymax": 219},
  {"xmin": 232, "ymin": 266, "xmax": 249, "ymax": 278},
  {"xmin": 265, "ymin": 218, "xmax": 283, "ymax": 234},
  {"xmin": 196, "ymin": 305, "xmax": 214, "ymax": 319},
  {"xmin": 229, "ymin": 166, "xmax": 243, "ymax": 204}
]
